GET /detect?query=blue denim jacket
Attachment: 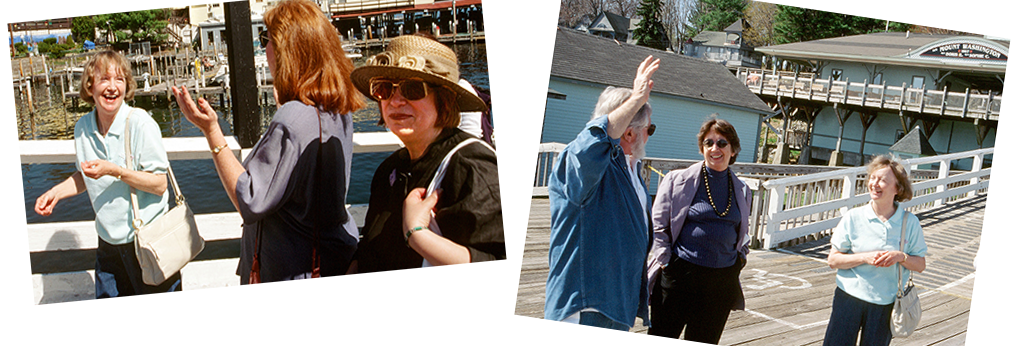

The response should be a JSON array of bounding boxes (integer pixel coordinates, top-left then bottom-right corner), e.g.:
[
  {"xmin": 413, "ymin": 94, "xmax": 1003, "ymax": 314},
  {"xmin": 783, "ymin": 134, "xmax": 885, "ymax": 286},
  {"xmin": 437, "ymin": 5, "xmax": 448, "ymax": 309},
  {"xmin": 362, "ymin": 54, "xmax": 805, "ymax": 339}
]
[{"xmin": 544, "ymin": 115, "xmax": 651, "ymax": 327}]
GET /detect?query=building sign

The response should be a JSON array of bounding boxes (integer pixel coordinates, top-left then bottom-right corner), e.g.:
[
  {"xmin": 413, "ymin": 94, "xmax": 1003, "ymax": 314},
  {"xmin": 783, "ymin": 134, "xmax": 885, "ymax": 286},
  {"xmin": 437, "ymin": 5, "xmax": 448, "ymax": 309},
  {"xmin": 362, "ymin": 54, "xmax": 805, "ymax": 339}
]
[{"xmin": 920, "ymin": 43, "xmax": 1007, "ymax": 61}]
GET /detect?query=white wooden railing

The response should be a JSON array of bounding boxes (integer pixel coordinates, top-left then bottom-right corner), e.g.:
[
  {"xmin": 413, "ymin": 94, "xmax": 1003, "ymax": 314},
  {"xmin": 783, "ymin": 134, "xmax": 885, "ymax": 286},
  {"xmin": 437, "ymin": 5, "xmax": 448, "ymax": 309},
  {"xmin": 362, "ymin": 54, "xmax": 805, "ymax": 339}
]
[
  {"xmin": 760, "ymin": 147, "xmax": 992, "ymax": 249},
  {"xmin": 533, "ymin": 143, "xmax": 992, "ymax": 250},
  {"xmin": 22, "ymin": 133, "xmax": 401, "ymax": 303},
  {"xmin": 736, "ymin": 67, "xmax": 1002, "ymax": 121}
]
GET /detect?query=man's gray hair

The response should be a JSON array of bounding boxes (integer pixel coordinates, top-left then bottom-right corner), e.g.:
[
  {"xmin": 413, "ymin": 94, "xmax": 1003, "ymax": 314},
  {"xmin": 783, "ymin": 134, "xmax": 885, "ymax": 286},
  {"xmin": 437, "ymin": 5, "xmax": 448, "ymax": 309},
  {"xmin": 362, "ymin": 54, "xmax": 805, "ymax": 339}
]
[{"xmin": 591, "ymin": 86, "xmax": 652, "ymax": 129}]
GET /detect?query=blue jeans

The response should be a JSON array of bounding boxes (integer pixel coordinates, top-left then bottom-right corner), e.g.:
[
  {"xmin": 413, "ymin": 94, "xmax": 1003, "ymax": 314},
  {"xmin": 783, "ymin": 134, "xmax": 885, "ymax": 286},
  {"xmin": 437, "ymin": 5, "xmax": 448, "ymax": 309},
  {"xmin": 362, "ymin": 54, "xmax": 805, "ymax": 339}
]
[
  {"xmin": 579, "ymin": 311, "xmax": 632, "ymax": 331},
  {"xmin": 95, "ymin": 238, "xmax": 182, "ymax": 298},
  {"xmin": 823, "ymin": 287, "xmax": 893, "ymax": 346}
]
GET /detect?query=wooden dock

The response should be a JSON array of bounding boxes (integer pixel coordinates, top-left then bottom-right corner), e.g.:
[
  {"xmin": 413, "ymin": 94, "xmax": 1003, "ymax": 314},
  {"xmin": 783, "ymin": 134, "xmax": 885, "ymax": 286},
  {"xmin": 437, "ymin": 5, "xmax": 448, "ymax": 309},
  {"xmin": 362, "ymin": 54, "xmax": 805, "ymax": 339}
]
[{"xmin": 516, "ymin": 194, "xmax": 982, "ymax": 345}]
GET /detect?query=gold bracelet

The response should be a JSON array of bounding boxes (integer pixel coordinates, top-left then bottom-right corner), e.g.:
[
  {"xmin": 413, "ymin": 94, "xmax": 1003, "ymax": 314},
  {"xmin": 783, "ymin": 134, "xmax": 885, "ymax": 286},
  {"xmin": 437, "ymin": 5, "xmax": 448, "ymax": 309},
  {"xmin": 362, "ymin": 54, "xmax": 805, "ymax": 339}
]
[{"xmin": 211, "ymin": 143, "xmax": 229, "ymax": 154}]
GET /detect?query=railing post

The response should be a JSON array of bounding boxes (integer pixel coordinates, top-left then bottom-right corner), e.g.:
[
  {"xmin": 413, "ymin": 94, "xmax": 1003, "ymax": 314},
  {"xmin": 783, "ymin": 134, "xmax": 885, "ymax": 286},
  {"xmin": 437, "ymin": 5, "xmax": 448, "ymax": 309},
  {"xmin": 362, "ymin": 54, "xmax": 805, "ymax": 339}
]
[
  {"xmin": 839, "ymin": 173, "xmax": 854, "ymax": 216},
  {"xmin": 862, "ymin": 79, "xmax": 868, "ymax": 106},
  {"xmin": 969, "ymin": 153, "xmax": 983, "ymax": 198},
  {"xmin": 940, "ymin": 85, "xmax": 948, "ymax": 117},
  {"xmin": 763, "ymin": 185, "xmax": 784, "ymax": 249},
  {"xmin": 935, "ymin": 158, "xmax": 950, "ymax": 207},
  {"xmin": 963, "ymin": 88, "xmax": 972, "ymax": 118},
  {"xmin": 879, "ymin": 82, "xmax": 887, "ymax": 109}
]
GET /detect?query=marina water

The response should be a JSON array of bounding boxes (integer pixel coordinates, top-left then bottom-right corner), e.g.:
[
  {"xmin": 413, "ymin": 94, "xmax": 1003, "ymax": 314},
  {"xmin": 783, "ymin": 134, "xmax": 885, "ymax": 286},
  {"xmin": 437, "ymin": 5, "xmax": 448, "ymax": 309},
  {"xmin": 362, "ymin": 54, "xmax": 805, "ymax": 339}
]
[{"xmin": 20, "ymin": 42, "xmax": 488, "ymax": 224}]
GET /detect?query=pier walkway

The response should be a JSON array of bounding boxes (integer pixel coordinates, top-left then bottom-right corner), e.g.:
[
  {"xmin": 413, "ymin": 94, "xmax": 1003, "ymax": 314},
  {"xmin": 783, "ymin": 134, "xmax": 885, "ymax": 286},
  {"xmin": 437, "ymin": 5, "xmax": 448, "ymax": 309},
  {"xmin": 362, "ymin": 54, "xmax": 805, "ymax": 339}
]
[{"xmin": 516, "ymin": 194, "xmax": 982, "ymax": 345}]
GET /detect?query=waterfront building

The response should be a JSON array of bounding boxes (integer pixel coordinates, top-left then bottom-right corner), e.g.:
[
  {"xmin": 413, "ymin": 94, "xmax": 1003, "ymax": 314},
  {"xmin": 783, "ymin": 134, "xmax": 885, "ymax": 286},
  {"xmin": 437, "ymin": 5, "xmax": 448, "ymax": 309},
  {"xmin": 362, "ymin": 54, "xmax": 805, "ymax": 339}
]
[
  {"xmin": 683, "ymin": 19, "xmax": 763, "ymax": 70},
  {"xmin": 542, "ymin": 27, "xmax": 774, "ymax": 186},
  {"xmin": 741, "ymin": 32, "xmax": 1007, "ymax": 167},
  {"xmin": 327, "ymin": 0, "xmax": 484, "ymax": 41}
]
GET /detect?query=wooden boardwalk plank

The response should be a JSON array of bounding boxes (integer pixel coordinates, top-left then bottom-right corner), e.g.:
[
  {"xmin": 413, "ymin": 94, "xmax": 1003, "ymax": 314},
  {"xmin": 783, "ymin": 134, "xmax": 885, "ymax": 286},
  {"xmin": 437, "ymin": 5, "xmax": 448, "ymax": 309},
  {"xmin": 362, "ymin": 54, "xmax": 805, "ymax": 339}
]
[{"xmin": 517, "ymin": 194, "xmax": 983, "ymax": 344}]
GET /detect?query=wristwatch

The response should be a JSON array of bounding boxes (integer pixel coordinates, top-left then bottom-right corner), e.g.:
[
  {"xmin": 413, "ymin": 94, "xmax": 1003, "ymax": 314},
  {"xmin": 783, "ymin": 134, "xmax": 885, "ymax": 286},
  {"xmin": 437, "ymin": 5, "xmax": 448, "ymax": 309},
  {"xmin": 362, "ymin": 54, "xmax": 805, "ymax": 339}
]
[{"xmin": 211, "ymin": 143, "xmax": 228, "ymax": 154}]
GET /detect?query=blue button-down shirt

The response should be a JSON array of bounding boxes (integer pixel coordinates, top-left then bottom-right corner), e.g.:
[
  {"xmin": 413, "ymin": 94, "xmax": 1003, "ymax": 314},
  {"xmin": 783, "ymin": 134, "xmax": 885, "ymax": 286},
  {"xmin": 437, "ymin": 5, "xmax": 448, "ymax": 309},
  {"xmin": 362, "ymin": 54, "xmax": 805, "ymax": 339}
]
[
  {"xmin": 831, "ymin": 202, "xmax": 927, "ymax": 305},
  {"xmin": 545, "ymin": 115, "xmax": 650, "ymax": 327}
]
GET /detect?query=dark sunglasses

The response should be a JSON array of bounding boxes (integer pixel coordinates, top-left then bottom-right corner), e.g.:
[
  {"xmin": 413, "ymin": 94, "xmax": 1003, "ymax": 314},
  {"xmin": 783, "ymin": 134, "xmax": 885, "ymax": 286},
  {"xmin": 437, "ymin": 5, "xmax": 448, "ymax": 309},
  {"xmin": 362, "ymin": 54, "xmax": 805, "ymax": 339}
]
[
  {"xmin": 647, "ymin": 123, "xmax": 656, "ymax": 136},
  {"xmin": 703, "ymin": 138, "xmax": 729, "ymax": 149},
  {"xmin": 259, "ymin": 30, "xmax": 270, "ymax": 47},
  {"xmin": 370, "ymin": 78, "xmax": 430, "ymax": 101}
]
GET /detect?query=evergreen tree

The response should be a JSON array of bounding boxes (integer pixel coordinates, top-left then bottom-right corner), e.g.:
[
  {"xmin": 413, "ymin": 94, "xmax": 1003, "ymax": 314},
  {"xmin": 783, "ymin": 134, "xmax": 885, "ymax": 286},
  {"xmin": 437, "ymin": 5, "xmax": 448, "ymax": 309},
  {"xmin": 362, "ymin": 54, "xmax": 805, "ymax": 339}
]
[
  {"xmin": 695, "ymin": 0, "xmax": 746, "ymax": 32},
  {"xmin": 71, "ymin": 17, "xmax": 96, "ymax": 44},
  {"xmin": 633, "ymin": 0, "xmax": 669, "ymax": 50},
  {"xmin": 774, "ymin": 5, "xmax": 911, "ymax": 44}
]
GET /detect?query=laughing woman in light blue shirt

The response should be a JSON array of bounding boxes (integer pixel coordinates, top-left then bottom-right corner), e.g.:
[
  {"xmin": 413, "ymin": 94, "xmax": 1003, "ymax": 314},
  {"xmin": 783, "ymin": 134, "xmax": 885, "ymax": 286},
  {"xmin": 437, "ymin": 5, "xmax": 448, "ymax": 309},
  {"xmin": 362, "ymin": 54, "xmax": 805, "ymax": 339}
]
[
  {"xmin": 824, "ymin": 155, "xmax": 927, "ymax": 346},
  {"xmin": 34, "ymin": 50, "xmax": 175, "ymax": 298}
]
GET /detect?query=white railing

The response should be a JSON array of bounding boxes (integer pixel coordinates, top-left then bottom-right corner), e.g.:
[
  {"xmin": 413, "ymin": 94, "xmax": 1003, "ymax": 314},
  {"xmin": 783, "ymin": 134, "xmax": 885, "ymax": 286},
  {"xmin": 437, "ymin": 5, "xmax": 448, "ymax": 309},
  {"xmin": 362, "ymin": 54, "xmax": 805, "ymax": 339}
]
[
  {"xmin": 328, "ymin": 0, "xmax": 415, "ymax": 13},
  {"xmin": 533, "ymin": 143, "xmax": 992, "ymax": 250},
  {"xmin": 736, "ymin": 67, "xmax": 1002, "ymax": 121},
  {"xmin": 760, "ymin": 147, "xmax": 992, "ymax": 249},
  {"xmin": 23, "ymin": 133, "xmax": 400, "ymax": 303}
]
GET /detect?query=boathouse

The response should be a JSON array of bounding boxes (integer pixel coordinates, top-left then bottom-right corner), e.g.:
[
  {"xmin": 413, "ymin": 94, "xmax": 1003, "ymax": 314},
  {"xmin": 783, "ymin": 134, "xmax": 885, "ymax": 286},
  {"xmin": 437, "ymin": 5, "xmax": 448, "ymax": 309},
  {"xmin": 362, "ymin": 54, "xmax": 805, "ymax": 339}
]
[
  {"xmin": 327, "ymin": 0, "xmax": 484, "ymax": 41},
  {"xmin": 542, "ymin": 27, "xmax": 774, "ymax": 167},
  {"xmin": 738, "ymin": 32, "xmax": 1007, "ymax": 168}
]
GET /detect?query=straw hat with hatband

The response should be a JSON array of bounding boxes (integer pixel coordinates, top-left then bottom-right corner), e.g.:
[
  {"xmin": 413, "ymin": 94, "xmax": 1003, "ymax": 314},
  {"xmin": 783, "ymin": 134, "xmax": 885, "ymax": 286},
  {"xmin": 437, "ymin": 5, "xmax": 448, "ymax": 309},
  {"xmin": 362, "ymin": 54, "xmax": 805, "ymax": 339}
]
[{"xmin": 351, "ymin": 35, "xmax": 487, "ymax": 112}]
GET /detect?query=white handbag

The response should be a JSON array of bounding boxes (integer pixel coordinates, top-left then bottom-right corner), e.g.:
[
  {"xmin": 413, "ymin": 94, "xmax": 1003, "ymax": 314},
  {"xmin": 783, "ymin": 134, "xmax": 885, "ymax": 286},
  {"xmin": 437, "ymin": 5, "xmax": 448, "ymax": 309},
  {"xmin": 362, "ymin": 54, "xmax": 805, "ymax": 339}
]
[
  {"xmin": 890, "ymin": 212, "xmax": 921, "ymax": 338},
  {"xmin": 124, "ymin": 113, "xmax": 205, "ymax": 286}
]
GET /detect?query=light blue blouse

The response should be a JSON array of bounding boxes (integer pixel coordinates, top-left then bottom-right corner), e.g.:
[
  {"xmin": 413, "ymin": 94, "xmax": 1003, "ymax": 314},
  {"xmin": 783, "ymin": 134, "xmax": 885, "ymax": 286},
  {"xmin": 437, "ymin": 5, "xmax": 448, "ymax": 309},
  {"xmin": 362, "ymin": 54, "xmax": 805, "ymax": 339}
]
[
  {"xmin": 74, "ymin": 105, "xmax": 169, "ymax": 245},
  {"xmin": 831, "ymin": 202, "xmax": 927, "ymax": 305}
]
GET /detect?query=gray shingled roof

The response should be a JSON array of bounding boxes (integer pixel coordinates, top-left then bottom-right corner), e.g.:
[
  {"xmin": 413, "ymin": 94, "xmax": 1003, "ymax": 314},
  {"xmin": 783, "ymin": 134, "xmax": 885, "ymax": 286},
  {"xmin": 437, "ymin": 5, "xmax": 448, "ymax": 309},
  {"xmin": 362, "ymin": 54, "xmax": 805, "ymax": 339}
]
[
  {"xmin": 724, "ymin": 19, "xmax": 745, "ymax": 33},
  {"xmin": 603, "ymin": 12, "xmax": 632, "ymax": 35},
  {"xmin": 692, "ymin": 31, "xmax": 727, "ymax": 47},
  {"xmin": 756, "ymin": 32, "xmax": 1009, "ymax": 72},
  {"xmin": 890, "ymin": 126, "xmax": 938, "ymax": 156},
  {"xmin": 550, "ymin": 27, "xmax": 774, "ymax": 114}
]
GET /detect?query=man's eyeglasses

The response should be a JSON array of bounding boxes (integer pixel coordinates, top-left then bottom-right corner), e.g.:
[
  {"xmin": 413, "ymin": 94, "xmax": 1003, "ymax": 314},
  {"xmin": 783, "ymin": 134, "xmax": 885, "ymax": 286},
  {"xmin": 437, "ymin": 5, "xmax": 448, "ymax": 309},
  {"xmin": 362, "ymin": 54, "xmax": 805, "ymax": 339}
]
[
  {"xmin": 370, "ymin": 78, "xmax": 430, "ymax": 101},
  {"xmin": 646, "ymin": 123, "xmax": 656, "ymax": 136},
  {"xmin": 259, "ymin": 30, "xmax": 270, "ymax": 47},
  {"xmin": 703, "ymin": 138, "xmax": 729, "ymax": 149}
]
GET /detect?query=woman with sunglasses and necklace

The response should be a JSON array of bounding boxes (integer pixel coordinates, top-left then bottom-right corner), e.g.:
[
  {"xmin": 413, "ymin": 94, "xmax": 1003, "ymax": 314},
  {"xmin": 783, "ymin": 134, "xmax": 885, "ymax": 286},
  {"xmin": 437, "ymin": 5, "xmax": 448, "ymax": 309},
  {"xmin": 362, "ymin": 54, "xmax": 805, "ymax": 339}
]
[
  {"xmin": 347, "ymin": 33, "xmax": 505, "ymax": 273},
  {"xmin": 171, "ymin": 0, "xmax": 364, "ymax": 283},
  {"xmin": 646, "ymin": 116, "xmax": 752, "ymax": 344}
]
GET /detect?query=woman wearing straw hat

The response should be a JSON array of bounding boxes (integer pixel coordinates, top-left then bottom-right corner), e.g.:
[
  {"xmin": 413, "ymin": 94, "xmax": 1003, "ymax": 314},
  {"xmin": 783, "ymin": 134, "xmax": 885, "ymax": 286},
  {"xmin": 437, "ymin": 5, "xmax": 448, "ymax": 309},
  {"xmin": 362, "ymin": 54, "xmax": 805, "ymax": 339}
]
[
  {"xmin": 349, "ymin": 33, "xmax": 505, "ymax": 273},
  {"xmin": 170, "ymin": 0, "xmax": 364, "ymax": 283}
]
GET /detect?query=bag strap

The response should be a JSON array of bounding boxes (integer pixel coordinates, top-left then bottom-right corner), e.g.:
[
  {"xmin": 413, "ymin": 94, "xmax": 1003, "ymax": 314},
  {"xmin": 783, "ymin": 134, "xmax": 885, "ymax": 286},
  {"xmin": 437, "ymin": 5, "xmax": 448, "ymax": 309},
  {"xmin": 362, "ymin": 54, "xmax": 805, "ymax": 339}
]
[
  {"xmin": 125, "ymin": 111, "xmax": 184, "ymax": 230},
  {"xmin": 310, "ymin": 109, "xmax": 324, "ymax": 278},
  {"xmin": 896, "ymin": 211, "xmax": 910, "ymax": 297},
  {"xmin": 425, "ymin": 137, "xmax": 494, "ymax": 196}
]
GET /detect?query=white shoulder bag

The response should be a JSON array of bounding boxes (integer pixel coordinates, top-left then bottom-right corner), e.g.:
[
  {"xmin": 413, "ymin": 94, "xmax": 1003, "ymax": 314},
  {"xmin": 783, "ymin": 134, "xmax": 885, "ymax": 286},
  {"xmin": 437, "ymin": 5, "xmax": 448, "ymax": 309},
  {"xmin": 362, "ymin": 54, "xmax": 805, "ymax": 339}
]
[
  {"xmin": 125, "ymin": 112, "xmax": 205, "ymax": 285},
  {"xmin": 890, "ymin": 212, "xmax": 921, "ymax": 337}
]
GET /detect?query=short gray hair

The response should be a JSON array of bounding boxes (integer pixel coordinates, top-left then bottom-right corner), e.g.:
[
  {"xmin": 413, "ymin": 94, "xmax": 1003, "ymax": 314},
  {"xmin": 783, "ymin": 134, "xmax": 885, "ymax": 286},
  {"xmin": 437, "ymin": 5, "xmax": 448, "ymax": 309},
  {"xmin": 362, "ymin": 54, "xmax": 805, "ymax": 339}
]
[{"xmin": 591, "ymin": 86, "xmax": 651, "ymax": 128}]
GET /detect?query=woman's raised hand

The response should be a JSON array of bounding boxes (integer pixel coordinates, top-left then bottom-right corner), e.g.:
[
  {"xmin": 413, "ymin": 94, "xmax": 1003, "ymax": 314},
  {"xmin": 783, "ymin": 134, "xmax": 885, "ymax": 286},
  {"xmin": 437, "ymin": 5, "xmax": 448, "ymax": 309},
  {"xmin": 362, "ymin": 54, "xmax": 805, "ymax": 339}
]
[{"xmin": 171, "ymin": 85, "xmax": 220, "ymax": 135}]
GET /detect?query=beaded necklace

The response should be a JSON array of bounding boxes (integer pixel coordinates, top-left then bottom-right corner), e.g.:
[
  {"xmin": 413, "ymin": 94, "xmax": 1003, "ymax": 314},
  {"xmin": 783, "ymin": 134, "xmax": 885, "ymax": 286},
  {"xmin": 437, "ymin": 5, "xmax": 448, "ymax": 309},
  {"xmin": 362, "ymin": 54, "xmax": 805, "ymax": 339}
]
[{"xmin": 702, "ymin": 164, "xmax": 734, "ymax": 217}]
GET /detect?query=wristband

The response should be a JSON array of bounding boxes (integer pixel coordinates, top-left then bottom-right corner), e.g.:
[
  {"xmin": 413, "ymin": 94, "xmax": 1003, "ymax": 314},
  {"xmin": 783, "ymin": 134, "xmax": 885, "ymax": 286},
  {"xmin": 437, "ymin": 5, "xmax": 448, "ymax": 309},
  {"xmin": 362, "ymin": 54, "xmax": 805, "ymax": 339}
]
[{"xmin": 405, "ymin": 226, "xmax": 428, "ymax": 246}]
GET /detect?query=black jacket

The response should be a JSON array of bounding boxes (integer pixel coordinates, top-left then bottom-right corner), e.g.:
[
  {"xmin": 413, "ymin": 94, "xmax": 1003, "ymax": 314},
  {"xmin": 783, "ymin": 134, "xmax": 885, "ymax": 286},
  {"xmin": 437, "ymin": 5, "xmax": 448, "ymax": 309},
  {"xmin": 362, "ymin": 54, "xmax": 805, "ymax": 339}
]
[{"xmin": 356, "ymin": 128, "xmax": 505, "ymax": 272}]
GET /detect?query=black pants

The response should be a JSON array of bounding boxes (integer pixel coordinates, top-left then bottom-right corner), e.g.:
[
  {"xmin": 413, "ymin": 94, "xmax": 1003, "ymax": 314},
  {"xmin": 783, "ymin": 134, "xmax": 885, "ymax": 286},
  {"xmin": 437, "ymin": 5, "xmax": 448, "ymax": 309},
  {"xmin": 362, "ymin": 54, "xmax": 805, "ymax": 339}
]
[
  {"xmin": 649, "ymin": 256, "xmax": 742, "ymax": 344},
  {"xmin": 95, "ymin": 238, "xmax": 182, "ymax": 298}
]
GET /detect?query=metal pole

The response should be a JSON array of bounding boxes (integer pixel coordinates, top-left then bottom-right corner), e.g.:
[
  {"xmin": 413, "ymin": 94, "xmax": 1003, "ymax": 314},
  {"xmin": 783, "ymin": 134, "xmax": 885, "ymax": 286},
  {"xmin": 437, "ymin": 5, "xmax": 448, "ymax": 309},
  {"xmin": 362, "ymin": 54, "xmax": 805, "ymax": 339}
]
[{"xmin": 224, "ymin": 1, "xmax": 261, "ymax": 148}]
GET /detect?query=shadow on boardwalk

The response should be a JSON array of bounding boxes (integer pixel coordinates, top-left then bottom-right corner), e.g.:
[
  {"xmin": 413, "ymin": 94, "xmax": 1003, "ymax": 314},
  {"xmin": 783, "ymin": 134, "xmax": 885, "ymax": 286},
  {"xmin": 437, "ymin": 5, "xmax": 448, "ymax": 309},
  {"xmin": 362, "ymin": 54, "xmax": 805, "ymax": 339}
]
[{"xmin": 516, "ymin": 194, "xmax": 983, "ymax": 345}]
